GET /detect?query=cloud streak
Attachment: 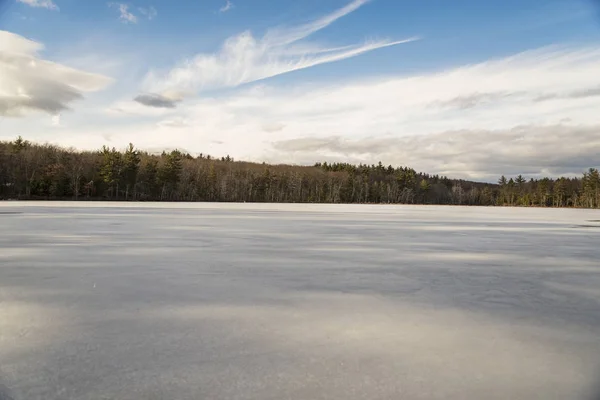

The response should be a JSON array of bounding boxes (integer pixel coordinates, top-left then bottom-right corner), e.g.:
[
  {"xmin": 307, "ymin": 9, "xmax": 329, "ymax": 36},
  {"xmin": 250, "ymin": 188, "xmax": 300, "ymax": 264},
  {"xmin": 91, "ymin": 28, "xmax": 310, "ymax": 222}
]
[
  {"xmin": 141, "ymin": 0, "xmax": 416, "ymax": 98},
  {"xmin": 435, "ymin": 92, "xmax": 521, "ymax": 110},
  {"xmin": 263, "ymin": 0, "xmax": 370, "ymax": 47},
  {"xmin": 0, "ymin": 30, "xmax": 112, "ymax": 117},
  {"xmin": 11, "ymin": 40, "xmax": 600, "ymax": 180},
  {"xmin": 109, "ymin": 3, "xmax": 137, "ymax": 24},
  {"xmin": 270, "ymin": 124, "xmax": 600, "ymax": 180},
  {"xmin": 138, "ymin": 6, "xmax": 157, "ymax": 20},
  {"xmin": 219, "ymin": 0, "xmax": 233, "ymax": 13},
  {"xmin": 535, "ymin": 85, "xmax": 600, "ymax": 102},
  {"xmin": 16, "ymin": 0, "xmax": 58, "ymax": 10},
  {"xmin": 106, "ymin": 45, "xmax": 600, "ymax": 180}
]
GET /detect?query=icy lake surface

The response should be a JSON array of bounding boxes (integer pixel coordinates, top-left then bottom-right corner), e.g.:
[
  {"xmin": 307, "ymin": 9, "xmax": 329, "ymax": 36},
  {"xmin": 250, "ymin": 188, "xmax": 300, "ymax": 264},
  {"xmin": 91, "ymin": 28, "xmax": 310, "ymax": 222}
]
[{"xmin": 1, "ymin": 202, "xmax": 599, "ymax": 400}]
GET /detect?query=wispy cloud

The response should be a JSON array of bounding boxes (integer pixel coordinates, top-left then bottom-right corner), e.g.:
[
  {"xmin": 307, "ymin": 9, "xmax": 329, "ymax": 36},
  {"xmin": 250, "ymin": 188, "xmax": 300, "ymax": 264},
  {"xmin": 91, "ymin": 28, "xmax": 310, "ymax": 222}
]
[
  {"xmin": 109, "ymin": 3, "xmax": 137, "ymax": 24},
  {"xmin": 141, "ymin": 0, "xmax": 416, "ymax": 99},
  {"xmin": 263, "ymin": 0, "xmax": 369, "ymax": 47},
  {"xmin": 16, "ymin": 0, "xmax": 58, "ymax": 11},
  {"xmin": 51, "ymin": 114, "xmax": 61, "ymax": 126},
  {"xmin": 219, "ymin": 0, "xmax": 234, "ymax": 13},
  {"xmin": 270, "ymin": 125, "xmax": 600, "ymax": 180},
  {"xmin": 435, "ymin": 92, "xmax": 521, "ymax": 110},
  {"xmin": 96, "ymin": 46, "xmax": 600, "ymax": 179},
  {"xmin": 0, "ymin": 30, "xmax": 112, "ymax": 117},
  {"xmin": 138, "ymin": 6, "xmax": 157, "ymax": 20},
  {"xmin": 157, "ymin": 117, "xmax": 190, "ymax": 128},
  {"xmin": 9, "ymin": 22, "xmax": 600, "ymax": 179},
  {"xmin": 534, "ymin": 85, "xmax": 600, "ymax": 102}
]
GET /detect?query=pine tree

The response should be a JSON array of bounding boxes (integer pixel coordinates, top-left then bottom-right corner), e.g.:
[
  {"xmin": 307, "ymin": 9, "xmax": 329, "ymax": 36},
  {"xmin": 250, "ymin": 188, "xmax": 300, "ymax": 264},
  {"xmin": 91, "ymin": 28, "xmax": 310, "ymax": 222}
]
[
  {"xmin": 515, "ymin": 175, "xmax": 526, "ymax": 205},
  {"xmin": 497, "ymin": 176, "xmax": 507, "ymax": 205},
  {"xmin": 538, "ymin": 178, "xmax": 551, "ymax": 207},
  {"xmin": 140, "ymin": 158, "xmax": 159, "ymax": 199},
  {"xmin": 99, "ymin": 146, "xmax": 123, "ymax": 199},
  {"xmin": 553, "ymin": 178, "xmax": 566, "ymax": 207},
  {"xmin": 507, "ymin": 178, "xmax": 516, "ymax": 205},
  {"xmin": 419, "ymin": 179, "xmax": 430, "ymax": 203},
  {"xmin": 157, "ymin": 150, "xmax": 183, "ymax": 200},
  {"xmin": 123, "ymin": 143, "xmax": 140, "ymax": 200},
  {"xmin": 2, "ymin": 137, "xmax": 599, "ymax": 208},
  {"xmin": 582, "ymin": 168, "xmax": 600, "ymax": 208}
]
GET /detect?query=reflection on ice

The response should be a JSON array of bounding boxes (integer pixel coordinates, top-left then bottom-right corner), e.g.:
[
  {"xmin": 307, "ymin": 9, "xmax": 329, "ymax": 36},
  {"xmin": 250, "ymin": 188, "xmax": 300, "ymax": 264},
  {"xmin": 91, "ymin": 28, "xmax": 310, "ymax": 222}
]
[{"xmin": 0, "ymin": 202, "xmax": 599, "ymax": 400}]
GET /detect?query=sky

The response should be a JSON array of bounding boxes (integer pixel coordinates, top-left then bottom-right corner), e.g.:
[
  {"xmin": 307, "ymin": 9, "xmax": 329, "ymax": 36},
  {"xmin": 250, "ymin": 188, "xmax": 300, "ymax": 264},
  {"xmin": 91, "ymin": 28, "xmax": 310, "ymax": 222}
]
[{"xmin": 1, "ymin": 0, "xmax": 600, "ymax": 181}]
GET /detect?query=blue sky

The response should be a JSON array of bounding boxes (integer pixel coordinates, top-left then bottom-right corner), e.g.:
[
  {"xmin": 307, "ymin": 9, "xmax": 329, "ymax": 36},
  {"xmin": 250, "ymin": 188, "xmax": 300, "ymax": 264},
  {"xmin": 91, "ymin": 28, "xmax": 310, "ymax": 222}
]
[
  {"xmin": 1, "ymin": 0, "xmax": 600, "ymax": 180},
  {"xmin": 6, "ymin": 0, "xmax": 599, "ymax": 74}
]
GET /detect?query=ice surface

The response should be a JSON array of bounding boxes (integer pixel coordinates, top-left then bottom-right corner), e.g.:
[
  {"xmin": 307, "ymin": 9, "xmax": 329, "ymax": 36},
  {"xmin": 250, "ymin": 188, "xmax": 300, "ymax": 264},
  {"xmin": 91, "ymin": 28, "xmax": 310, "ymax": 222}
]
[{"xmin": 1, "ymin": 202, "xmax": 599, "ymax": 400}]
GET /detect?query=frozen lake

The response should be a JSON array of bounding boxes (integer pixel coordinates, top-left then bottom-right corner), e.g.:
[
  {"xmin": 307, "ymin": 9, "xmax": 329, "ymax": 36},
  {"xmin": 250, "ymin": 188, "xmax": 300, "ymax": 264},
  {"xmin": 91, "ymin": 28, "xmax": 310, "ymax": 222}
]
[{"xmin": 1, "ymin": 202, "xmax": 599, "ymax": 400}]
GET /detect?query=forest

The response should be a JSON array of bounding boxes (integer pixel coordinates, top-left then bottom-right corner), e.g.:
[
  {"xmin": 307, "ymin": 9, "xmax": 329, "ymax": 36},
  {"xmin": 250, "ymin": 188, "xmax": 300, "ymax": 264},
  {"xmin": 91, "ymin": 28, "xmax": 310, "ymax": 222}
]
[{"xmin": 0, "ymin": 137, "xmax": 598, "ymax": 208}]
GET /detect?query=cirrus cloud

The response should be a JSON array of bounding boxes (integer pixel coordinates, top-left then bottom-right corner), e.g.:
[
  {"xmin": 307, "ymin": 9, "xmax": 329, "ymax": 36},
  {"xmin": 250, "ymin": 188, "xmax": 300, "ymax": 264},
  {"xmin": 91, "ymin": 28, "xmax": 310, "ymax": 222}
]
[
  {"xmin": 16, "ymin": 0, "xmax": 58, "ymax": 11},
  {"xmin": 138, "ymin": 6, "xmax": 157, "ymax": 20},
  {"xmin": 270, "ymin": 124, "xmax": 600, "ymax": 180},
  {"xmin": 6, "ymin": 28, "xmax": 600, "ymax": 181},
  {"xmin": 109, "ymin": 3, "xmax": 137, "ymax": 24},
  {"xmin": 219, "ymin": 0, "xmax": 233, "ymax": 13},
  {"xmin": 102, "ymin": 45, "xmax": 600, "ymax": 180},
  {"xmin": 139, "ymin": 0, "xmax": 417, "ymax": 102}
]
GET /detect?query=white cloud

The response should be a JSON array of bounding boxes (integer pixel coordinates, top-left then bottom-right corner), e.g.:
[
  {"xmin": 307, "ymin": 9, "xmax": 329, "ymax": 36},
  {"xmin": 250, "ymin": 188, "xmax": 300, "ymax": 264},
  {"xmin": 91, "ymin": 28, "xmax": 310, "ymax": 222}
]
[
  {"xmin": 0, "ymin": 30, "xmax": 112, "ymax": 117},
  {"xmin": 157, "ymin": 117, "xmax": 190, "ymax": 128},
  {"xmin": 16, "ymin": 0, "xmax": 58, "ymax": 11},
  {"xmin": 270, "ymin": 125, "xmax": 600, "ymax": 180},
  {"xmin": 262, "ymin": 0, "xmax": 369, "ymax": 47},
  {"xmin": 138, "ymin": 6, "xmax": 157, "ymax": 20},
  {"xmin": 219, "ymin": 0, "xmax": 233, "ymax": 13},
  {"xmin": 6, "ymin": 31, "xmax": 600, "ymax": 180},
  {"xmin": 96, "ymin": 45, "xmax": 600, "ymax": 180},
  {"xmin": 109, "ymin": 4, "xmax": 157, "ymax": 23},
  {"xmin": 109, "ymin": 3, "xmax": 138, "ymax": 24},
  {"xmin": 141, "ymin": 0, "xmax": 416, "ymax": 97}
]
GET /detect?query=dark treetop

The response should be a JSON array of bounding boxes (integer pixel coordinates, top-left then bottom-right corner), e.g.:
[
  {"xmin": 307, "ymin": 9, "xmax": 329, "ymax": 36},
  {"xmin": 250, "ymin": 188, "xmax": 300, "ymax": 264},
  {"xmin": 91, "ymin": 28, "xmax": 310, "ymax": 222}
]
[{"xmin": 1, "ymin": 137, "xmax": 598, "ymax": 208}]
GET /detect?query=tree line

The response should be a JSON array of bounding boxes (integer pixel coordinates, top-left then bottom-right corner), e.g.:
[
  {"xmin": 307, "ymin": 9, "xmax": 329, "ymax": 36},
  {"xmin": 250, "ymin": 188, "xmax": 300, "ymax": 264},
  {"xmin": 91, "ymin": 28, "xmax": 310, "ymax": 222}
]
[{"xmin": 0, "ymin": 137, "xmax": 598, "ymax": 208}]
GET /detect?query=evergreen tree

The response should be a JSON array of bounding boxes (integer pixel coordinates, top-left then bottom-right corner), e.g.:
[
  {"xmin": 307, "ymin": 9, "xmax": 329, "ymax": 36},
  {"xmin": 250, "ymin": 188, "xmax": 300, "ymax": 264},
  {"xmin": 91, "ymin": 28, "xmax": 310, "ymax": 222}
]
[
  {"xmin": 123, "ymin": 143, "xmax": 140, "ymax": 200},
  {"xmin": 497, "ymin": 176, "xmax": 507, "ymax": 205},
  {"xmin": 139, "ymin": 158, "xmax": 159, "ymax": 200},
  {"xmin": 538, "ymin": 178, "xmax": 551, "ymax": 207},
  {"xmin": 553, "ymin": 178, "xmax": 566, "ymax": 207},
  {"xmin": 419, "ymin": 179, "xmax": 430, "ymax": 203},
  {"xmin": 582, "ymin": 168, "xmax": 600, "ymax": 208},
  {"xmin": 99, "ymin": 146, "xmax": 123, "ymax": 199},
  {"xmin": 1, "ymin": 137, "xmax": 598, "ymax": 208},
  {"xmin": 507, "ymin": 178, "xmax": 516, "ymax": 205},
  {"xmin": 157, "ymin": 150, "xmax": 183, "ymax": 200}
]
